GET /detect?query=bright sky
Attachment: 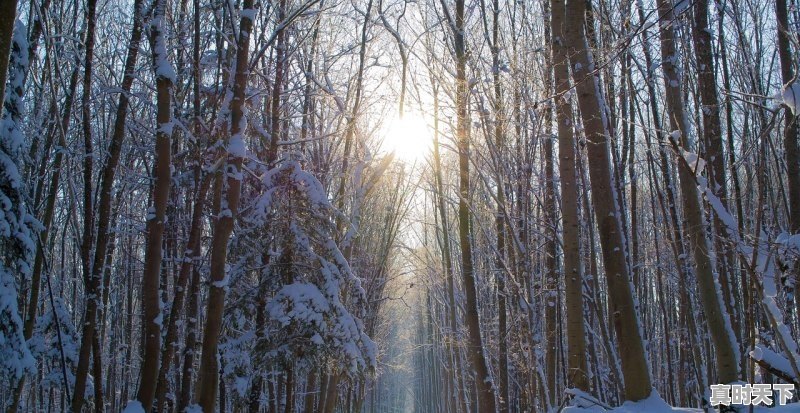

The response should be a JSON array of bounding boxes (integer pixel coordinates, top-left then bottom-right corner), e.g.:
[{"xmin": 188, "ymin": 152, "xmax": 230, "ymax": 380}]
[{"xmin": 381, "ymin": 111, "xmax": 433, "ymax": 162}]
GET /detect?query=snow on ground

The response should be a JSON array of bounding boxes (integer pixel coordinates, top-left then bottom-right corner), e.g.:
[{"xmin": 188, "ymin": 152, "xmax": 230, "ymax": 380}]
[
  {"xmin": 765, "ymin": 405, "xmax": 800, "ymax": 412},
  {"xmin": 562, "ymin": 390, "xmax": 800, "ymax": 412},
  {"xmin": 121, "ymin": 401, "xmax": 145, "ymax": 413},
  {"xmin": 563, "ymin": 391, "xmax": 697, "ymax": 412}
]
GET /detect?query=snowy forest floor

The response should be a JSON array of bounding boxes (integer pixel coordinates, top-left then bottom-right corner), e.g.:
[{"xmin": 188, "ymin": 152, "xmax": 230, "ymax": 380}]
[{"xmin": 563, "ymin": 398, "xmax": 800, "ymax": 412}]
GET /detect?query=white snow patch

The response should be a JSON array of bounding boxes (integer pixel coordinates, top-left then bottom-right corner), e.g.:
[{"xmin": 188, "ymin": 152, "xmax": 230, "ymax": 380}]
[
  {"xmin": 751, "ymin": 345, "xmax": 797, "ymax": 380},
  {"xmin": 122, "ymin": 401, "xmax": 146, "ymax": 413},
  {"xmin": 184, "ymin": 404, "xmax": 203, "ymax": 413},
  {"xmin": 564, "ymin": 390, "xmax": 701, "ymax": 412},
  {"xmin": 783, "ymin": 82, "xmax": 800, "ymax": 115},
  {"xmin": 212, "ymin": 273, "xmax": 230, "ymax": 289},
  {"xmin": 682, "ymin": 150, "xmax": 706, "ymax": 176},
  {"xmin": 228, "ymin": 134, "xmax": 246, "ymax": 157},
  {"xmin": 240, "ymin": 8, "xmax": 257, "ymax": 20},
  {"xmin": 152, "ymin": 16, "xmax": 176, "ymax": 82}
]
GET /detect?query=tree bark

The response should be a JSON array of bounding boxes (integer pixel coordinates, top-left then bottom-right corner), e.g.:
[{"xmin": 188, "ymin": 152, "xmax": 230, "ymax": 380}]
[
  {"xmin": 777, "ymin": 0, "xmax": 800, "ymax": 235},
  {"xmin": 656, "ymin": 0, "xmax": 739, "ymax": 385},
  {"xmin": 0, "ymin": 0, "xmax": 18, "ymax": 104},
  {"xmin": 195, "ymin": 1, "xmax": 254, "ymax": 410},
  {"xmin": 451, "ymin": 0, "xmax": 498, "ymax": 406},
  {"xmin": 72, "ymin": 0, "xmax": 101, "ymax": 408},
  {"xmin": 692, "ymin": 0, "xmax": 739, "ymax": 340},
  {"xmin": 561, "ymin": 0, "xmax": 652, "ymax": 401},
  {"xmin": 549, "ymin": 0, "xmax": 589, "ymax": 391},
  {"xmin": 136, "ymin": 0, "xmax": 174, "ymax": 407},
  {"xmin": 431, "ymin": 81, "xmax": 468, "ymax": 413}
]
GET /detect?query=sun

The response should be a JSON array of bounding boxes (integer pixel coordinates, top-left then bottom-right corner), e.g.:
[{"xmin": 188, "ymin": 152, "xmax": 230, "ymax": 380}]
[{"xmin": 381, "ymin": 112, "xmax": 433, "ymax": 162}]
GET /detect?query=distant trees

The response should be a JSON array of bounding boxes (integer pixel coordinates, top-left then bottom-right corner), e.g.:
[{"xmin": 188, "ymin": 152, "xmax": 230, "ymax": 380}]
[
  {"xmin": 414, "ymin": 0, "xmax": 800, "ymax": 409},
  {"xmin": 2, "ymin": 0, "xmax": 800, "ymax": 411}
]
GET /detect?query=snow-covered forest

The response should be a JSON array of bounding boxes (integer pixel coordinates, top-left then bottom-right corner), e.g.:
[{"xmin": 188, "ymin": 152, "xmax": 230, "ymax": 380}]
[{"xmin": 2, "ymin": 0, "xmax": 800, "ymax": 411}]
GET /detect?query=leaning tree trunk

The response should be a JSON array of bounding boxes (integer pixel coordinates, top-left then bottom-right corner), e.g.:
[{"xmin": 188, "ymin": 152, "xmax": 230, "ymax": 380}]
[
  {"xmin": 656, "ymin": 0, "xmax": 740, "ymax": 385},
  {"xmin": 692, "ymin": 0, "xmax": 739, "ymax": 340},
  {"xmin": 561, "ymin": 0, "xmax": 652, "ymax": 401}
]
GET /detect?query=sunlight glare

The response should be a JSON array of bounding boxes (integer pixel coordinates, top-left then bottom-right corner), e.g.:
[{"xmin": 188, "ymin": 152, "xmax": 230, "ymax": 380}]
[{"xmin": 382, "ymin": 112, "xmax": 433, "ymax": 162}]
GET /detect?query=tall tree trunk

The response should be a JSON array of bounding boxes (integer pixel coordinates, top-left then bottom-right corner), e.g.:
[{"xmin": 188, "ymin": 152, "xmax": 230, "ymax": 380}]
[
  {"xmin": 633, "ymin": 2, "xmax": 703, "ymax": 400},
  {"xmin": 72, "ymin": 0, "xmax": 101, "ymax": 408},
  {"xmin": 0, "ymin": 0, "xmax": 18, "ymax": 103},
  {"xmin": 549, "ymin": 0, "xmax": 589, "ymax": 391},
  {"xmin": 195, "ymin": 1, "xmax": 254, "ymax": 410},
  {"xmin": 561, "ymin": 0, "xmax": 652, "ymax": 401},
  {"xmin": 136, "ymin": 0, "xmax": 174, "ymax": 407},
  {"xmin": 488, "ymin": 0, "xmax": 509, "ymax": 409},
  {"xmin": 656, "ymin": 0, "xmax": 739, "ymax": 385},
  {"xmin": 777, "ymin": 0, "xmax": 800, "ymax": 235},
  {"xmin": 692, "ymin": 0, "xmax": 739, "ymax": 340},
  {"xmin": 715, "ymin": 0, "xmax": 748, "ymax": 377},
  {"xmin": 431, "ymin": 81, "xmax": 468, "ymax": 413},
  {"xmin": 177, "ymin": 2, "xmax": 204, "ymax": 409},
  {"xmin": 542, "ymin": 3, "xmax": 559, "ymax": 406},
  {"xmin": 451, "ymin": 0, "xmax": 497, "ymax": 407},
  {"xmin": 154, "ymin": 0, "xmax": 205, "ymax": 406}
]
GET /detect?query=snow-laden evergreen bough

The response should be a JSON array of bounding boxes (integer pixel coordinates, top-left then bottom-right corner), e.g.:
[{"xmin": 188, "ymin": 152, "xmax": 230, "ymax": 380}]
[
  {"xmin": 0, "ymin": 19, "xmax": 36, "ymax": 383},
  {"xmin": 255, "ymin": 160, "xmax": 376, "ymax": 373},
  {"xmin": 28, "ymin": 298, "xmax": 81, "ymax": 393},
  {"xmin": 218, "ymin": 159, "xmax": 376, "ymax": 399}
]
